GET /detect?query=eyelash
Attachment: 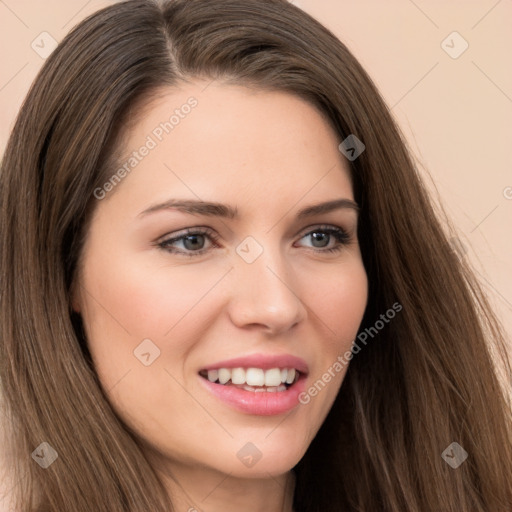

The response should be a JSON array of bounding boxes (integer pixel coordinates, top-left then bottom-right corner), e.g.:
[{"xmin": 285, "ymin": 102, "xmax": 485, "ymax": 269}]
[{"xmin": 156, "ymin": 225, "xmax": 351, "ymax": 258}]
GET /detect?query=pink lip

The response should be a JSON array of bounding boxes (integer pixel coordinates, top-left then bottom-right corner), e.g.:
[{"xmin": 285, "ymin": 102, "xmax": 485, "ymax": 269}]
[
  {"xmin": 198, "ymin": 353, "xmax": 309, "ymax": 416},
  {"xmin": 200, "ymin": 353, "xmax": 309, "ymax": 374},
  {"xmin": 198, "ymin": 373, "xmax": 307, "ymax": 416}
]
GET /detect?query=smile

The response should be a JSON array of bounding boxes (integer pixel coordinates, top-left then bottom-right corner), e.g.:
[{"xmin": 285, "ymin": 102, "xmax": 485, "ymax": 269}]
[
  {"xmin": 197, "ymin": 354, "xmax": 309, "ymax": 416},
  {"xmin": 199, "ymin": 367, "xmax": 300, "ymax": 392}
]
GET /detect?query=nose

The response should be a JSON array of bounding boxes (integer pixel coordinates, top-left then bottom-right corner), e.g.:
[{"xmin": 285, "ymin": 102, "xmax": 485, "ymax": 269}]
[{"xmin": 227, "ymin": 243, "xmax": 307, "ymax": 334}]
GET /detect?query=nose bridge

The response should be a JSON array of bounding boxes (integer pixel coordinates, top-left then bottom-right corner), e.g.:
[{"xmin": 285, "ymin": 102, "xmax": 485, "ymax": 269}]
[{"xmin": 227, "ymin": 234, "xmax": 306, "ymax": 331}]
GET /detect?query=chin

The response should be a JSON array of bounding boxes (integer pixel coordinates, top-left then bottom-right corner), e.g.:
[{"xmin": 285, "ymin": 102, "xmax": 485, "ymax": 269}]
[{"xmin": 216, "ymin": 438, "xmax": 309, "ymax": 478}]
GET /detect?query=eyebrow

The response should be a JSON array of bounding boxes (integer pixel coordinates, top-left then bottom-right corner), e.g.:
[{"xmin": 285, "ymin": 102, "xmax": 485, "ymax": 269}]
[{"xmin": 138, "ymin": 197, "xmax": 359, "ymax": 220}]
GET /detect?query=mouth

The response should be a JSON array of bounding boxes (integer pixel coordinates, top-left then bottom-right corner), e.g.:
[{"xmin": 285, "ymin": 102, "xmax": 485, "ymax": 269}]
[
  {"xmin": 198, "ymin": 367, "xmax": 301, "ymax": 393},
  {"xmin": 197, "ymin": 355, "xmax": 309, "ymax": 416}
]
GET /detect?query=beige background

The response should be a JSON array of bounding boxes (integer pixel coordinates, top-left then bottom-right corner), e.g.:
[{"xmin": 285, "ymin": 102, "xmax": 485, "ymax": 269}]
[{"xmin": 1, "ymin": 0, "xmax": 511, "ymax": 509}]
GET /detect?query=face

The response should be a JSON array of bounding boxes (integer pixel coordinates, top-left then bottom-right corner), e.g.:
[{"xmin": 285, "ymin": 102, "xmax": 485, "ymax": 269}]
[{"xmin": 73, "ymin": 80, "xmax": 368, "ymax": 480}]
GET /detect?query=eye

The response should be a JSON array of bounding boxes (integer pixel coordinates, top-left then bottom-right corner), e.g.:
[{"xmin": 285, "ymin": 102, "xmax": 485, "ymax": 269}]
[
  {"xmin": 156, "ymin": 225, "xmax": 352, "ymax": 258},
  {"xmin": 295, "ymin": 225, "xmax": 351, "ymax": 254},
  {"xmin": 156, "ymin": 227, "xmax": 219, "ymax": 257}
]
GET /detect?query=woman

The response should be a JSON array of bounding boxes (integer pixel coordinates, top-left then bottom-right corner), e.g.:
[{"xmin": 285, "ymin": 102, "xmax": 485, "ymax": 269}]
[{"xmin": 1, "ymin": 0, "xmax": 511, "ymax": 511}]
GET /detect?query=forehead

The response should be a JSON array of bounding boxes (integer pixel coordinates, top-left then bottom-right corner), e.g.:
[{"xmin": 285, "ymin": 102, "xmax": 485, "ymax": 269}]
[{"xmin": 107, "ymin": 81, "xmax": 354, "ymax": 217}]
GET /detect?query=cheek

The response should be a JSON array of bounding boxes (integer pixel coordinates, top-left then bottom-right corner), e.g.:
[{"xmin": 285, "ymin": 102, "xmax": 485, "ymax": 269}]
[
  {"xmin": 301, "ymin": 261, "xmax": 367, "ymax": 411},
  {"xmin": 77, "ymin": 251, "xmax": 218, "ymax": 435},
  {"xmin": 310, "ymin": 260, "xmax": 368, "ymax": 351},
  {"xmin": 78, "ymin": 246, "xmax": 232, "ymax": 392},
  {"xmin": 81, "ymin": 248, "xmax": 222, "ymax": 340}
]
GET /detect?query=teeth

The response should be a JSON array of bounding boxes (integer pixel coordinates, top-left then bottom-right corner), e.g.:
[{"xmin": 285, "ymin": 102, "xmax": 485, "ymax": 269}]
[
  {"xmin": 264, "ymin": 368, "xmax": 282, "ymax": 387},
  {"xmin": 242, "ymin": 384, "xmax": 287, "ymax": 393},
  {"xmin": 285, "ymin": 368, "xmax": 296, "ymax": 385},
  {"xmin": 246, "ymin": 368, "xmax": 265, "ymax": 386},
  {"xmin": 231, "ymin": 367, "xmax": 245, "ymax": 385},
  {"xmin": 218, "ymin": 368, "xmax": 231, "ymax": 385},
  {"xmin": 202, "ymin": 367, "xmax": 300, "ymax": 387}
]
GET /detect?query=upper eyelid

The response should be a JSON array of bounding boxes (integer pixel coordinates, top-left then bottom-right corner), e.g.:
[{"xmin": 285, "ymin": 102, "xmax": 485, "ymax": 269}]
[{"xmin": 157, "ymin": 226, "xmax": 217, "ymax": 244}]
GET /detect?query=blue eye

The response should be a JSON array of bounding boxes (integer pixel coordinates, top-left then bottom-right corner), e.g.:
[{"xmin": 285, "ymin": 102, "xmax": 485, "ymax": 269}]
[
  {"xmin": 157, "ymin": 228, "xmax": 219, "ymax": 257},
  {"xmin": 156, "ymin": 225, "xmax": 351, "ymax": 258},
  {"xmin": 299, "ymin": 226, "xmax": 351, "ymax": 253}
]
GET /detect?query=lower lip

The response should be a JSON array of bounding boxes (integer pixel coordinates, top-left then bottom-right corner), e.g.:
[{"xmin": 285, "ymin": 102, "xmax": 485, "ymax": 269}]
[{"xmin": 199, "ymin": 375, "xmax": 307, "ymax": 416}]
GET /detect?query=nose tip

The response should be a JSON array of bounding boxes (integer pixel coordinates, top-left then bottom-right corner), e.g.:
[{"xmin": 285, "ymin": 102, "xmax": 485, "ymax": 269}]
[{"xmin": 227, "ymin": 250, "xmax": 306, "ymax": 333}]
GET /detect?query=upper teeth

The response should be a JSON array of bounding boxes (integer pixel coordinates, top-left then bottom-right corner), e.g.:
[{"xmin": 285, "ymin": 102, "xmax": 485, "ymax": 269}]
[{"xmin": 206, "ymin": 367, "xmax": 297, "ymax": 387}]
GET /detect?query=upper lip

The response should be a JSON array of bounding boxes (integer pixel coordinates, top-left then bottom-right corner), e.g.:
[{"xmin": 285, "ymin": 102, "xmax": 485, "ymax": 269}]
[{"xmin": 200, "ymin": 353, "xmax": 309, "ymax": 375}]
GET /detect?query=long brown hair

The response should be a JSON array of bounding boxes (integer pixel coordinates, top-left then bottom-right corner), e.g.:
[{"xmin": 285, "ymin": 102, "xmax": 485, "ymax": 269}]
[{"xmin": 1, "ymin": 0, "xmax": 511, "ymax": 510}]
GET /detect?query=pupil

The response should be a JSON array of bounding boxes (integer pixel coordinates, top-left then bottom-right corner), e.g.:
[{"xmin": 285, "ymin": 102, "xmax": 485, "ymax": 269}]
[
  {"xmin": 312, "ymin": 232, "xmax": 328, "ymax": 248},
  {"xmin": 185, "ymin": 235, "xmax": 204, "ymax": 250}
]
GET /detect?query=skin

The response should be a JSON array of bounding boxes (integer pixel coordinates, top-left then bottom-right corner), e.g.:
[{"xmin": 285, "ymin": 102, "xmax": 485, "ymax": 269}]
[{"xmin": 72, "ymin": 80, "xmax": 368, "ymax": 512}]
